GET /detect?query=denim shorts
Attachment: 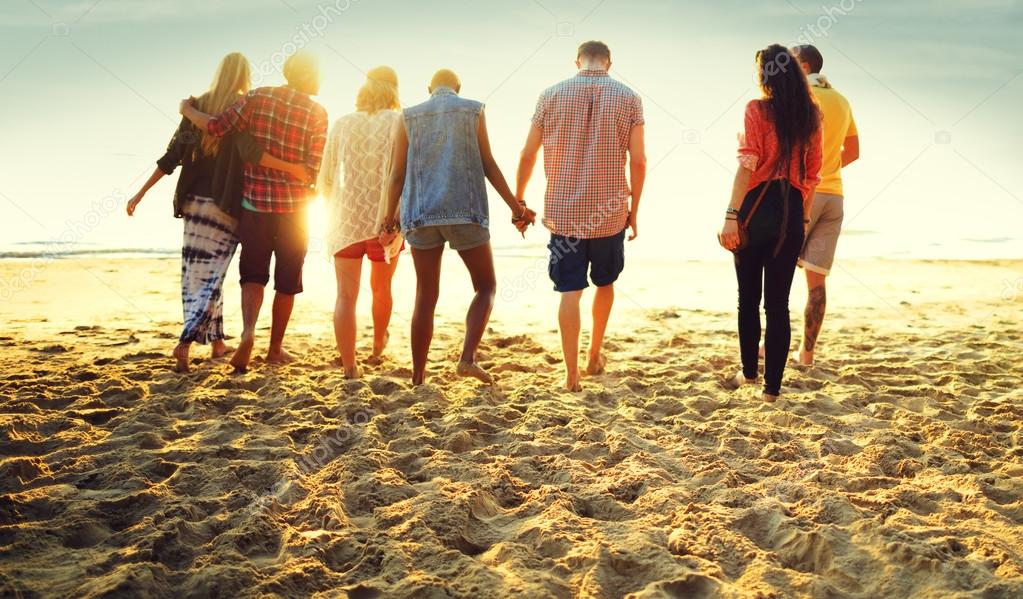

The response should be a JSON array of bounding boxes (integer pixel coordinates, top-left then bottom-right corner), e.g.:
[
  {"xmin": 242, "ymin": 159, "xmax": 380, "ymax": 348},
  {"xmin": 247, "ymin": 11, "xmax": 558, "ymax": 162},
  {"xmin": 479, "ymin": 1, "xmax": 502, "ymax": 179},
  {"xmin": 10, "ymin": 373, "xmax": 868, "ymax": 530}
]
[
  {"xmin": 404, "ymin": 224, "xmax": 490, "ymax": 251},
  {"xmin": 548, "ymin": 228, "xmax": 626, "ymax": 292}
]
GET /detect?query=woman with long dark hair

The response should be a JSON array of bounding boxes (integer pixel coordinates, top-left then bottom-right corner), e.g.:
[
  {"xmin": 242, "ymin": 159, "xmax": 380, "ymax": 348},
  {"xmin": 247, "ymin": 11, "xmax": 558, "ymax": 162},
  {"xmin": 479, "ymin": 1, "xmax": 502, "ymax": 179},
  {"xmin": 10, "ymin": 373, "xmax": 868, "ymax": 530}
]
[{"xmin": 718, "ymin": 44, "xmax": 823, "ymax": 402}]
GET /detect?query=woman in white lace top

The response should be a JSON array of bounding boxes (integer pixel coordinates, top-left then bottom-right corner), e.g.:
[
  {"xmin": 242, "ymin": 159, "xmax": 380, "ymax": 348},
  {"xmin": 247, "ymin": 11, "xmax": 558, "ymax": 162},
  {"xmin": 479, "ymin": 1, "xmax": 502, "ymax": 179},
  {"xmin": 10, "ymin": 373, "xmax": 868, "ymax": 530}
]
[{"xmin": 317, "ymin": 66, "xmax": 403, "ymax": 378}]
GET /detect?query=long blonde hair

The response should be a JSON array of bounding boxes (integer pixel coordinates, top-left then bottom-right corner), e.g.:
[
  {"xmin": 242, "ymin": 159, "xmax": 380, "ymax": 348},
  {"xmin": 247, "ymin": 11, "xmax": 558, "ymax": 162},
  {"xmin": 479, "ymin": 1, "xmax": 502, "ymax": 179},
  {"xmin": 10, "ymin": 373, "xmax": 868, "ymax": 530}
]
[
  {"xmin": 195, "ymin": 52, "xmax": 251, "ymax": 157},
  {"xmin": 355, "ymin": 66, "xmax": 400, "ymax": 114}
]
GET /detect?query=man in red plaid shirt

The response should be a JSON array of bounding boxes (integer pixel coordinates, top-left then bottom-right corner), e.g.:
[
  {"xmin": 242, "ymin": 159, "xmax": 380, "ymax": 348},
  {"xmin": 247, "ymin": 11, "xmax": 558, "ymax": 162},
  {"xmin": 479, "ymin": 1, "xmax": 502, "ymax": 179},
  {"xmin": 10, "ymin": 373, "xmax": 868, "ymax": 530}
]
[
  {"xmin": 516, "ymin": 41, "xmax": 647, "ymax": 391},
  {"xmin": 181, "ymin": 50, "xmax": 328, "ymax": 372}
]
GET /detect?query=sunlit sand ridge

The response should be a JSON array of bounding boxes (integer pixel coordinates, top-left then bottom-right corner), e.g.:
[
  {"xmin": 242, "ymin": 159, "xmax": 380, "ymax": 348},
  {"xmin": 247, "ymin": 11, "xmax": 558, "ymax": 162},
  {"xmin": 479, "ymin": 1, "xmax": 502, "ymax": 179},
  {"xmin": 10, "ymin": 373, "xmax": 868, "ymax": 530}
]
[{"xmin": 1, "ymin": 258, "xmax": 1021, "ymax": 598}]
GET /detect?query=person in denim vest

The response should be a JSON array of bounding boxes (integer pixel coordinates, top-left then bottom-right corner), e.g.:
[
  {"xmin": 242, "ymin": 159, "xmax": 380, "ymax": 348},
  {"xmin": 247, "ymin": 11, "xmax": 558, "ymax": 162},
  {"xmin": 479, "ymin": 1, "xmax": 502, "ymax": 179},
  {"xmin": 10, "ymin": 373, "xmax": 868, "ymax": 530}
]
[{"xmin": 380, "ymin": 69, "xmax": 535, "ymax": 386}]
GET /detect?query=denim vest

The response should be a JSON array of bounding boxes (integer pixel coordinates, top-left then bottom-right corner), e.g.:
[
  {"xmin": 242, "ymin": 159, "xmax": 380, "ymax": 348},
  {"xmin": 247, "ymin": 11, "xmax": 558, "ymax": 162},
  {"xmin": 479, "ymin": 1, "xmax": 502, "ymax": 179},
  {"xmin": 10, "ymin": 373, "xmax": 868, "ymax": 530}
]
[{"xmin": 400, "ymin": 88, "xmax": 489, "ymax": 232}]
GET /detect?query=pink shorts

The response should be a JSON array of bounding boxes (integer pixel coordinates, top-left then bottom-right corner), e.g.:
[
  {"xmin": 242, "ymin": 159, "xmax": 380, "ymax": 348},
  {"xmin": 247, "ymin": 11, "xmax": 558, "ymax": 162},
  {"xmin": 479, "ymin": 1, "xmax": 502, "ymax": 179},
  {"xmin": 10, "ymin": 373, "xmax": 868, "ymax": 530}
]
[{"xmin": 334, "ymin": 238, "xmax": 403, "ymax": 263}]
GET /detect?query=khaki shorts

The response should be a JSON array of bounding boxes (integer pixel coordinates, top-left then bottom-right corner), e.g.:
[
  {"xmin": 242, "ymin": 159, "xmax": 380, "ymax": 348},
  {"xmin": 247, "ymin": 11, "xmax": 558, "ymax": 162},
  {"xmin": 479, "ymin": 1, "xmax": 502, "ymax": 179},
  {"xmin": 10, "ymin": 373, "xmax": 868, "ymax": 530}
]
[
  {"xmin": 404, "ymin": 223, "xmax": 490, "ymax": 252},
  {"xmin": 799, "ymin": 192, "xmax": 843, "ymax": 276}
]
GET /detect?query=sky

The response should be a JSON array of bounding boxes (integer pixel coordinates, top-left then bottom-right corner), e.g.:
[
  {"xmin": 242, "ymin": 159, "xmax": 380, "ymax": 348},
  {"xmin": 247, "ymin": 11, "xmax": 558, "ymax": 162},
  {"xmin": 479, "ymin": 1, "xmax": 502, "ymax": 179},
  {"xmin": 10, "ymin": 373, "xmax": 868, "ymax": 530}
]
[{"xmin": 1, "ymin": 0, "xmax": 1022, "ymax": 261}]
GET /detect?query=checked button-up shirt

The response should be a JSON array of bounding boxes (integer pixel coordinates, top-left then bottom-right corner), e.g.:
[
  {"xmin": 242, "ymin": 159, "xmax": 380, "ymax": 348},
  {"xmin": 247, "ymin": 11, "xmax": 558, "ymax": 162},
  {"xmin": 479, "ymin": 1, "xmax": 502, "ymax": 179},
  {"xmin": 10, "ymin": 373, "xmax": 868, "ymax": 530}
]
[
  {"xmin": 531, "ymin": 69, "xmax": 644, "ymax": 239},
  {"xmin": 207, "ymin": 85, "xmax": 328, "ymax": 214}
]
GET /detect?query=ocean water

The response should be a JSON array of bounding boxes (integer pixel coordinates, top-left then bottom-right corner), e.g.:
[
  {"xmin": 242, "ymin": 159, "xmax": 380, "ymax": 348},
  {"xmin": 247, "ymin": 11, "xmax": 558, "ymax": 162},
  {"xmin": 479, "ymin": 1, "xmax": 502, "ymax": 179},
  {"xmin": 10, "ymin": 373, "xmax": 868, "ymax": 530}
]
[{"xmin": 3, "ymin": 227, "xmax": 1021, "ymax": 262}]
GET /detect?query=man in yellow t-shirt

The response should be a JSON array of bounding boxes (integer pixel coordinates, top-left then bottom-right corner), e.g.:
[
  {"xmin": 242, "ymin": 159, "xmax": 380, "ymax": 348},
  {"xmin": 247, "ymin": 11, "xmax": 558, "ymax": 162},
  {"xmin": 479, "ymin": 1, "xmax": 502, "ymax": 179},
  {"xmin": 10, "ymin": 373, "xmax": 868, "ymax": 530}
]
[{"xmin": 792, "ymin": 44, "xmax": 860, "ymax": 366}]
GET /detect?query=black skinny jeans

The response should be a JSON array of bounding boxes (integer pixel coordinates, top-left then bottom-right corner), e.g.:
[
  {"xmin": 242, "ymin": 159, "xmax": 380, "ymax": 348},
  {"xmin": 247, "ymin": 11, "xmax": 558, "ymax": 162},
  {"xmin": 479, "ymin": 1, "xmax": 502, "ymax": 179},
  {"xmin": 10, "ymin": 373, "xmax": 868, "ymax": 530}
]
[{"xmin": 733, "ymin": 182, "xmax": 805, "ymax": 396}]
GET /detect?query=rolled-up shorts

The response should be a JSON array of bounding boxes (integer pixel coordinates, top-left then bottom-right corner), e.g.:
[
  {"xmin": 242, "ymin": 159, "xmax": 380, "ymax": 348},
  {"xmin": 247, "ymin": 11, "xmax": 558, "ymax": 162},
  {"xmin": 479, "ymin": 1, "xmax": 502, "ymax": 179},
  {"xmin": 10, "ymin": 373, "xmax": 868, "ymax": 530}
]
[
  {"xmin": 799, "ymin": 192, "xmax": 844, "ymax": 275},
  {"xmin": 238, "ymin": 208, "xmax": 308, "ymax": 295},
  {"xmin": 335, "ymin": 238, "xmax": 405, "ymax": 262},
  {"xmin": 548, "ymin": 228, "xmax": 626, "ymax": 292},
  {"xmin": 404, "ymin": 224, "xmax": 490, "ymax": 252}
]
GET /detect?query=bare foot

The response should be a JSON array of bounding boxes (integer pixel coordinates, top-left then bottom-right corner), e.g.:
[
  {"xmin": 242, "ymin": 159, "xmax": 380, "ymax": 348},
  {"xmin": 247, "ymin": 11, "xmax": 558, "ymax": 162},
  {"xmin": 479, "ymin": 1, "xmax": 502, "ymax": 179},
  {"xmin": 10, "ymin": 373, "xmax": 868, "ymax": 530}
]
[
  {"xmin": 230, "ymin": 335, "xmax": 255, "ymax": 373},
  {"xmin": 412, "ymin": 370, "xmax": 426, "ymax": 386},
  {"xmin": 173, "ymin": 343, "xmax": 190, "ymax": 373},
  {"xmin": 564, "ymin": 370, "xmax": 582, "ymax": 392},
  {"xmin": 372, "ymin": 331, "xmax": 390, "ymax": 360},
  {"xmin": 585, "ymin": 353, "xmax": 607, "ymax": 376},
  {"xmin": 266, "ymin": 347, "xmax": 296, "ymax": 364},
  {"xmin": 211, "ymin": 340, "xmax": 235, "ymax": 359},
  {"xmin": 457, "ymin": 361, "xmax": 494, "ymax": 385},
  {"xmin": 798, "ymin": 348, "xmax": 814, "ymax": 366},
  {"xmin": 728, "ymin": 371, "xmax": 757, "ymax": 389},
  {"xmin": 330, "ymin": 357, "xmax": 362, "ymax": 379},
  {"xmin": 762, "ymin": 392, "xmax": 779, "ymax": 403}
]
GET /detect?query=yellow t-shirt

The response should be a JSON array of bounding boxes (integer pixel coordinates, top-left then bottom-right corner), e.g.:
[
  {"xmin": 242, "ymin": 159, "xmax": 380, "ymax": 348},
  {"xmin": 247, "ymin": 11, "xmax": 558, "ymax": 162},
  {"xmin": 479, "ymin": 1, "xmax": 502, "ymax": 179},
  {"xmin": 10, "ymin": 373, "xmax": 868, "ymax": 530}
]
[{"xmin": 810, "ymin": 84, "xmax": 856, "ymax": 196}]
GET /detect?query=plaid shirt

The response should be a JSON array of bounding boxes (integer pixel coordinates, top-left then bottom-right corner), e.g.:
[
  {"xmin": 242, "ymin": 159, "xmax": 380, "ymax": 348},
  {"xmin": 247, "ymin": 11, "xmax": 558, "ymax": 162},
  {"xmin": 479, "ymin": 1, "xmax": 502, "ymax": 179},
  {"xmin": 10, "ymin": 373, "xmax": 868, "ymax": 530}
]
[
  {"xmin": 207, "ymin": 86, "xmax": 328, "ymax": 213},
  {"xmin": 531, "ymin": 69, "xmax": 644, "ymax": 239}
]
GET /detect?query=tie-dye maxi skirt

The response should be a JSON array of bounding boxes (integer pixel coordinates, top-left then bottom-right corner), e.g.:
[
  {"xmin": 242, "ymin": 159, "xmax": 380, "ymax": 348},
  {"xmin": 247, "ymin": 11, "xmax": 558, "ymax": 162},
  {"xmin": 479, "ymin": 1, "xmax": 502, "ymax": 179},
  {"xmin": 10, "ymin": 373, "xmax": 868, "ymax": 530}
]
[{"xmin": 179, "ymin": 196, "xmax": 239, "ymax": 344}]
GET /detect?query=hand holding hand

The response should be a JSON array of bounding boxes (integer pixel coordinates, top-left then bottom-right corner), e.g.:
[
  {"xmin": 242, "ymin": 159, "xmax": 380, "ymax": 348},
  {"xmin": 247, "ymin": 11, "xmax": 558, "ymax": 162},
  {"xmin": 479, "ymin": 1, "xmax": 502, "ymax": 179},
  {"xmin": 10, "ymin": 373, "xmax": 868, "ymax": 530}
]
[
  {"xmin": 718, "ymin": 219, "xmax": 740, "ymax": 250},
  {"xmin": 378, "ymin": 218, "xmax": 399, "ymax": 247},
  {"xmin": 511, "ymin": 202, "xmax": 536, "ymax": 237}
]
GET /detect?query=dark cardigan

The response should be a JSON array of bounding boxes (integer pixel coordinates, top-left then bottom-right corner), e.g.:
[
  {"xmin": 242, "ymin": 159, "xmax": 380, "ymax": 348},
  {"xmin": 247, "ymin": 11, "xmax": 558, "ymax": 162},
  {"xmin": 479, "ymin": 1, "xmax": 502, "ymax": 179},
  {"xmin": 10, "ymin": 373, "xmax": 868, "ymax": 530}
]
[{"xmin": 156, "ymin": 116, "xmax": 264, "ymax": 219}]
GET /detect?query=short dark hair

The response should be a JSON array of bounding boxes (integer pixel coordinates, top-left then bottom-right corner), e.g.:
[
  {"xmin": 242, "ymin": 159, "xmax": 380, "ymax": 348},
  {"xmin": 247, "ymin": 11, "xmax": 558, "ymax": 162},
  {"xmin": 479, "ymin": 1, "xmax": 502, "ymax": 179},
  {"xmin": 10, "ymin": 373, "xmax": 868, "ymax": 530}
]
[
  {"xmin": 793, "ymin": 44, "xmax": 823, "ymax": 74},
  {"xmin": 577, "ymin": 41, "xmax": 611, "ymax": 63}
]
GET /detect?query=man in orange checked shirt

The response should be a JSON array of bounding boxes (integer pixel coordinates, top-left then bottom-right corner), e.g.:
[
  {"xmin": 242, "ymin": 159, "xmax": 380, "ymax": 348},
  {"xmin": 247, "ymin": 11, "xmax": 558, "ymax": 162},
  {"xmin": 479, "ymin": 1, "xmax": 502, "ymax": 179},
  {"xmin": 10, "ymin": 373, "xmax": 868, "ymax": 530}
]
[
  {"xmin": 516, "ymin": 41, "xmax": 647, "ymax": 392},
  {"xmin": 791, "ymin": 44, "xmax": 860, "ymax": 366}
]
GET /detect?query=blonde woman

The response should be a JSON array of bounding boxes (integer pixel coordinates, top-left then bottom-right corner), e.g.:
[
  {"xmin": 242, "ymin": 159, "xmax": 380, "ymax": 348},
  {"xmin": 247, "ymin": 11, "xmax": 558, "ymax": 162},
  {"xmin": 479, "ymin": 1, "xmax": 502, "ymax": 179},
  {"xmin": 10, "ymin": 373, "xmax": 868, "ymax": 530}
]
[
  {"xmin": 127, "ymin": 53, "xmax": 308, "ymax": 372},
  {"xmin": 318, "ymin": 66, "xmax": 403, "ymax": 378}
]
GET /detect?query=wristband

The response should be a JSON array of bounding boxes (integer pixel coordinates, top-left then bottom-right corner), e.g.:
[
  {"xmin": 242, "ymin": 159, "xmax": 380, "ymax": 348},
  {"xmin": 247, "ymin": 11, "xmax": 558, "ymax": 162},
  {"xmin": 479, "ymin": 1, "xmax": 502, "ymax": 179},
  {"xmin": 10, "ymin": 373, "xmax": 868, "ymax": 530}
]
[{"xmin": 726, "ymin": 208, "xmax": 739, "ymax": 215}]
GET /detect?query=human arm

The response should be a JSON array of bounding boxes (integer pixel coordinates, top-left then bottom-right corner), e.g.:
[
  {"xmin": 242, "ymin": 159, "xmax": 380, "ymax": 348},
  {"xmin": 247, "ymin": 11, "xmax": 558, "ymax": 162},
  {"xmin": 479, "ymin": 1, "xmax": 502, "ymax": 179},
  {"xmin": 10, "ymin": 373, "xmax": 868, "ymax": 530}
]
[
  {"xmin": 719, "ymin": 101, "xmax": 762, "ymax": 250},
  {"xmin": 179, "ymin": 93, "xmax": 249, "ymax": 138},
  {"xmin": 129, "ymin": 118, "xmax": 192, "ymax": 215},
  {"xmin": 126, "ymin": 167, "xmax": 165, "ymax": 216},
  {"xmin": 804, "ymin": 126, "xmax": 824, "ymax": 220},
  {"xmin": 841, "ymin": 135, "xmax": 859, "ymax": 167},
  {"xmin": 316, "ymin": 124, "xmax": 341, "ymax": 194},
  {"xmin": 478, "ymin": 109, "xmax": 535, "ymax": 235},
  {"xmin": 515, "ymin": 124, "xmax": 542, "ymax": 203},
  {"xmin": 304, "ymin": 112, "xmax": 329, "ymax": 188},
  {"xmin": 627, "ymin": 124, "xmax": 647, "ymax": 241},
  {"xmin": 234, "ymin": 131, "xmax": 312, "ymax": 183},
  {"xmin": 718, "ymin": 166, "xmax": 752, "ymax": 250},
  {"xmin": 379, "ymin": 118, "xmax": 409, "ymax": 246},
  {"xmin": 841, "ymin": 114, "xmax": 859, "ymax": 167}
]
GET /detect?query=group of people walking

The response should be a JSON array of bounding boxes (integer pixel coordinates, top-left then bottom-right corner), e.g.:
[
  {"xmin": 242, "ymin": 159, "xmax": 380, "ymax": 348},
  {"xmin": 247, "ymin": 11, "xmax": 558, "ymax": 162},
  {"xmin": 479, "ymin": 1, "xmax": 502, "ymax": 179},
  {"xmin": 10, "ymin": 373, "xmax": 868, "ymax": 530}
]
[{"xmin": 127, "ymin": 41, "xmax": 858, "ymax": 401}]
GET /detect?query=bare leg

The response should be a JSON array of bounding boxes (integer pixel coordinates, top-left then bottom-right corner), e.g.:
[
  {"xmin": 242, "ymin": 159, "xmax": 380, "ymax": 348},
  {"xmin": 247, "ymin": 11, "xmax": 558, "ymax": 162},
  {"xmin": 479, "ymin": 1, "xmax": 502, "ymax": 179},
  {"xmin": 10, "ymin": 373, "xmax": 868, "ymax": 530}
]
[
  {"xmin": 173, "ymin": 342, "xmax": 191, "ymax": 373},
  {"xmin": 800, "ymin": 271, "xmax": 827, "ymax": 365},
  {"xmin": 455, "ymin": 243, "xmax": 496, "ymax": 384},
  {"xmin": 211, "ymin": 339, "xmax": 234, "ymax": 358},
  {"xmin": 230, "ymin": 283, "xmax": 264, "ymax": 373},
  {"xmin": 410, "ymin": 246, "xmax": 443, "ymax": 385},
  {"xmin": 267, "ymin": 292, "xmax": 296, "ymax": 363},
  {"xmin": 370, "ymin": 255, "xmax": 400, "ymax": 359},
  {"xmin": 559, "ymin": 290, "xmax": 584, "ymax": 391},
  {"xmin": 586, "ymin": 283, "xmax": 614, "ymax": 375},
  {"xmin": 333, "ymin": 257, "xmax": 363, "ymax": 378}
]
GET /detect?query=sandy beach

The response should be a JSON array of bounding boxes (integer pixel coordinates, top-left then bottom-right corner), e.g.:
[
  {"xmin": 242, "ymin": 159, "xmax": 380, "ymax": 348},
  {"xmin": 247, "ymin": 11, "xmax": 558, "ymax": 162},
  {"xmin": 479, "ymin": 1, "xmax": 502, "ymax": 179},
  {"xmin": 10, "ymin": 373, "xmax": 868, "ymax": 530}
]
[{"xmin": 1, "ymin": 256, "xmax": 1022, "ymax": 598}]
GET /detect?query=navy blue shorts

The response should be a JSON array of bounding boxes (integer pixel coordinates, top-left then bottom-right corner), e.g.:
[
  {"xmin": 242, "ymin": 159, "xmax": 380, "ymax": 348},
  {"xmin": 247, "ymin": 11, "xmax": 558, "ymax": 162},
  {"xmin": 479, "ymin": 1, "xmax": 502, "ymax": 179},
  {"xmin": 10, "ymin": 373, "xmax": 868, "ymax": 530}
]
[{"xmin": 548, "ymin": 228, "xmax": 626, "ymax": 292}]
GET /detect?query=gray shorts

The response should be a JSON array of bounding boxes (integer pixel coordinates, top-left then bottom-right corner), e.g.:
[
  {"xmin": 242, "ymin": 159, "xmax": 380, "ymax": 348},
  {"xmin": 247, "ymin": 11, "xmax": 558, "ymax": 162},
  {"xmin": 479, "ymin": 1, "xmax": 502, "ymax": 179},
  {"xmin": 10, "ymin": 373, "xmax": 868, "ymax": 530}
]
[
  {"xmin": 404, "ymin": 223, "xmax": 490, "ymax": 251},
  {"xmin": 799, "ymin": 192, "xmax": 844, "ymax": 275}
]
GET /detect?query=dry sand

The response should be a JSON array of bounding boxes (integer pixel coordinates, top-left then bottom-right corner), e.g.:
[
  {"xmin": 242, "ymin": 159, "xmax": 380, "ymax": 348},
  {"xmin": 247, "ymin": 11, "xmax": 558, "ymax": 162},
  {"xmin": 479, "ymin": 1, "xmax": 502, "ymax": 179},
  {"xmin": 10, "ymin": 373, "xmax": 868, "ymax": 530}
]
[{"xmin": 1, "ymin": 256, "xmax": 1022, "ymax": 598}]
